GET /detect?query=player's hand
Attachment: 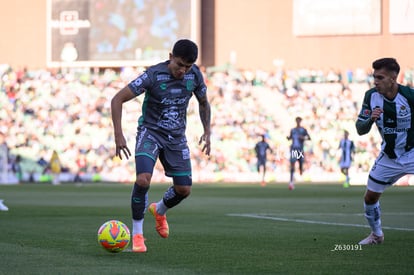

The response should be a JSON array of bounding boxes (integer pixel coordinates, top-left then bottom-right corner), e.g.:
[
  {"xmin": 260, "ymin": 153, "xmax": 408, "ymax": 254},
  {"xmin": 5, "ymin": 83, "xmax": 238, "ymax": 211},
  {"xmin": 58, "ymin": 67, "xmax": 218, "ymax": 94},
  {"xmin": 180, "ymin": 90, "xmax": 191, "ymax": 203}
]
[
  {"xmin": 115, "ymin": 134, "xmax": 131, "ymax": 160},
  {"xmin": 199, "ymin": 133, "xmax": 211, "ymax": 156},
  {"xmin": 371, "ymin": 107, "xmax": 383, "ymax": 122}
]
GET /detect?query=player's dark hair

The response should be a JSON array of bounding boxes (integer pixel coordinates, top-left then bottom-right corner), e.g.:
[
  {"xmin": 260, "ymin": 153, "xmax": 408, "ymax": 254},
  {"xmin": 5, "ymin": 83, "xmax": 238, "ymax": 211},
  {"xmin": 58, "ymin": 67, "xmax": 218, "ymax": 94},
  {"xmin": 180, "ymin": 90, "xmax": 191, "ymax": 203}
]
[
  {"xmin": 172, "ymin": 39, "xmax": 198, "ymax": 63},
  {"xmin": 372, "ymin": 58, "xmax": 400, "ymax": 74}
]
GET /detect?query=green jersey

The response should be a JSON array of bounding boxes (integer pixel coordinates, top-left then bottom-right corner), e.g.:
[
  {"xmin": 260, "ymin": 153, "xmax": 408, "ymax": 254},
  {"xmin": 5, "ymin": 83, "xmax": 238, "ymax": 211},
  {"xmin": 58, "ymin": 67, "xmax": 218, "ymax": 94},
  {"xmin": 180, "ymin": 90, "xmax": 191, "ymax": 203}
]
[{"xmin": 128, "ymin": 60, "xmax": 207, "ymax": 138}]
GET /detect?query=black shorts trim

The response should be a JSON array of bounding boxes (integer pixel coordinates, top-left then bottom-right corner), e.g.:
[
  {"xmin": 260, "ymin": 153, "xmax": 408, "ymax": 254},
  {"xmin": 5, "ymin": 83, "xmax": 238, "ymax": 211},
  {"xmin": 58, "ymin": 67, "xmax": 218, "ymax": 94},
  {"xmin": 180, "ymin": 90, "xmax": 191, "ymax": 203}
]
[{"xmin": 368, "ymin": 174, "xmax": 392, "ymax": 185}]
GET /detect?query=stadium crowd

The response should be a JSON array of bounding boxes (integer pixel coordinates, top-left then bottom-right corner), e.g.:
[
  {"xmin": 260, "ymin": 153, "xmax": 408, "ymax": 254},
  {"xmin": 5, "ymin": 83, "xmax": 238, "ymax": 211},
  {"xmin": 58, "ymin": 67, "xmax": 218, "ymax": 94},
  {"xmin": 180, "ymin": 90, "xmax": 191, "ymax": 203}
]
[{"xmin": 1, "ymin": 63, "xmax": 413, "ymax": 184}]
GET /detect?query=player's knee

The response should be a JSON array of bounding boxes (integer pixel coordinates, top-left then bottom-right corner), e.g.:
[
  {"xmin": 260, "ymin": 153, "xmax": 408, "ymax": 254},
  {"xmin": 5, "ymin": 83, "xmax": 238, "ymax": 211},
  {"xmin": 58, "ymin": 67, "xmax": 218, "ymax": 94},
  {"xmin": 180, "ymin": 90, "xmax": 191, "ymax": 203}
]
[
  {"xmin": 364, "ymin": 190, "xmax": 381, "ymax": 204},
  {"xmin": 163, "ymin": 185, "xmax": 190, "ymax": 208},
  {"xmin": 135, "ymin": 173, "xmax": 152, "ymax": 188},
  {"xmin": 174, "ymin": 185, "xmax": 191, "ymax": 197},
  {"xmin": 175, "ymin": 186, "xmax": 191, "ymax": 198}
]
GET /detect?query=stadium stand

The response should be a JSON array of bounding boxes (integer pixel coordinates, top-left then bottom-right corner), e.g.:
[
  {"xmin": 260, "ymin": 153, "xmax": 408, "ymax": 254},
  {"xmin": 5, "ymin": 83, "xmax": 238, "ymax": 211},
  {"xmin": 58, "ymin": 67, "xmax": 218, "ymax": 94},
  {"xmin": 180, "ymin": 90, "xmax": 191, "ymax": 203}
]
[{"xmin": 0, "ymin": 64, "xmax": 413, "ymax": 184}]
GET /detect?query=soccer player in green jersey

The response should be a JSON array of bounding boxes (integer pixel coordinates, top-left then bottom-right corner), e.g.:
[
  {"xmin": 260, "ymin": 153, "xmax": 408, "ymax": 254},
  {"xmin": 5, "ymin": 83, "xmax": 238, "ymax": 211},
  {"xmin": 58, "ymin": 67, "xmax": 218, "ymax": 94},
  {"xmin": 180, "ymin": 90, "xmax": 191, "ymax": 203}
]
[
  {"xmin": 356, "ymin": 57, "xmax": 414, "ymax": 245},
  {"xmin": 111, "ymin": 39, "xmax": 211, "ymax": 252}
]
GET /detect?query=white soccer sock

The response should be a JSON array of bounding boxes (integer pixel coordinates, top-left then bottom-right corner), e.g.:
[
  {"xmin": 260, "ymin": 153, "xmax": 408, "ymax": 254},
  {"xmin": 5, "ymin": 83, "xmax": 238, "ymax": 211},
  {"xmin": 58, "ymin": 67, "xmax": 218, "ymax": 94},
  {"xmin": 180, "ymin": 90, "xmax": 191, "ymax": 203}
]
[
  {"xmin": 364, "ymin": 201, "xmax": 383, "ymax": 236},
  {"xmin": 156, "ymin": 199, "xmax": 168, "ymax": 215},
  {"xmin": 132, "ymin": 219, "xmax": 144, "ymax": 235}
]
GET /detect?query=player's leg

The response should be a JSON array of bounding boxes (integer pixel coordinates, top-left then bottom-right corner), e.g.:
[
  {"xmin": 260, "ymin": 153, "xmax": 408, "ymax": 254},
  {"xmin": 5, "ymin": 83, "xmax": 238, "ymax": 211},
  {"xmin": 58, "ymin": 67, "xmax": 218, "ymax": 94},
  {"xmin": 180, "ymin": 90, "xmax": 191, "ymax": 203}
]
[
  {"xmin": 149, "ymin": 140, "xmax": 192, "ymax": 238},
  {"xmin": 131, "ymin": 170, "xmax": 152, "ymax": 231},
  {"xmin": 359, "ymin": 152, "xmax": 400, "ymax": 245},
  {"xmin": 341, "ymin": 167, "xmax": 350, "ymax": 187},
  {"xmin": 258, "ymin": 159, "xmax": 266, "ymax": 185},
  {"xmin": 289, "ymin": 158, "xmax": 295, "ymax": 190},
  {"xmin": 131, "ymin": 156, "xmax": 156, "ymax": 252},
  {"xmin": 168, "ymin": 177, "xmax": 191, "ymax": 205},
  {"xmin": 262, "ymin": 161, "xmax": 267, "ymax": 180},
  {"xmin": 359, "ymin": 189, "xmax": 383, "ymax": 245},
  {"xmin": 131, "ymin": 128, "xmax": 159, "ymax": 252},
  {"xmin": 154, "ymin": 176, "xmax": 191, "ymax": 215},
  {"xmin": 299, "ymin": 157, "xmax": 304, "ymax": 176},
  {"xmin": 148, "ymin": 177, "xmax": 191, "ymax": 239},
  {"xmin": 341, "ymin": 156, "xmax": 352, "ymax": 187}
]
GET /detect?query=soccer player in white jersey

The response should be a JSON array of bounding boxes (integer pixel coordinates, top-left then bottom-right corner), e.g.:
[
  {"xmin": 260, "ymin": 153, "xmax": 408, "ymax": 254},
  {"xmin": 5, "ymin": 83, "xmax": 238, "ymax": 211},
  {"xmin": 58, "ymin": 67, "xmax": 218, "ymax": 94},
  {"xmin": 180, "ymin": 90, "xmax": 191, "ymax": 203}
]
[
  {"xmin": 338, "ymin": 130, "xmax": 355, "ymax": 188},
  {"xmin": 356, "ymin": 57, "xmax": 414, "ymax": 245},
  {"xmin": 111, "ymin": 39, "xmax": 211, "ymax": 252}
]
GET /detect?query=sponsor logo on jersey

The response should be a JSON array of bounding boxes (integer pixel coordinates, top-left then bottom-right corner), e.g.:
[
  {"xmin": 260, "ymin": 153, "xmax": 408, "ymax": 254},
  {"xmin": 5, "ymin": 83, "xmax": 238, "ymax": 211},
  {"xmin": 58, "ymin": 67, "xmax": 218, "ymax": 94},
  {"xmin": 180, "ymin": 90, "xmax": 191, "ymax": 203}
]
[
  {"xmin": 184, "ymin": 74, "xmax": 195, "ymax": 80},
  {"xmin": 160, "ymin": 97, "xmax": 188, "ymax": 105},
  {"xmin": 361, "ymin": 108, "xmax": 371, "ymax": 118},
  {"xmin": 398, "ymin": 118, "xmax": 411, "ymax": 123},
  {"xmin": 157, "ymin": 74, "xmax": 170, "ymax": 81},
  {"xmin": 133, "ymin": 72, "xmax": 148, "ymax": 87},
  {"xmin": 383, "ymin": 127, "xmax": 409, "ymax": 134},
  {"xmin": 170, "ymin": 88, "xmax": 182, "ymax": 94}
]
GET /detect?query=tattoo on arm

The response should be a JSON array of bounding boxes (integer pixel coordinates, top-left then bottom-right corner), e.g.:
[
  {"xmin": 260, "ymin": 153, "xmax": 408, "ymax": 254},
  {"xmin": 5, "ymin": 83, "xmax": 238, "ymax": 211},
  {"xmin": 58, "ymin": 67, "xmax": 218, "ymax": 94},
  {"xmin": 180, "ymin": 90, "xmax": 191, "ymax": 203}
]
[{"xmin": 198, "ymin": 96, "xmax": 211, "ymax": 133}]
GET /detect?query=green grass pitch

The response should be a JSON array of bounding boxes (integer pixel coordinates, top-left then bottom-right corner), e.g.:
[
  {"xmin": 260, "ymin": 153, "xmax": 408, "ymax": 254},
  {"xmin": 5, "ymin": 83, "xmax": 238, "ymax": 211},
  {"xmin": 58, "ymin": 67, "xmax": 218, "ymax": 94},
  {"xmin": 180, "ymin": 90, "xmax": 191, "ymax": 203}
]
[{"xmin": 1, "ymin": 182, "xmax": 414, "ymax": 274}]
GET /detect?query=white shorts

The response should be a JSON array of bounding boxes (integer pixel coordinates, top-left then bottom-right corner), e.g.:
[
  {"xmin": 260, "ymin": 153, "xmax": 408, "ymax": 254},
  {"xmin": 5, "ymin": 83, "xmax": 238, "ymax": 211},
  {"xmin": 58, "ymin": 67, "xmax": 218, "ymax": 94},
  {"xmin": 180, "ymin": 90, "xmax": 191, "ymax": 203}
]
[
  {"xmin": 339, "ymin": 159, "xmax": 352, "ymax": 169},
  {"xmin": 367, "ymin": 149, "xmax": 414, "ymax": 193}
]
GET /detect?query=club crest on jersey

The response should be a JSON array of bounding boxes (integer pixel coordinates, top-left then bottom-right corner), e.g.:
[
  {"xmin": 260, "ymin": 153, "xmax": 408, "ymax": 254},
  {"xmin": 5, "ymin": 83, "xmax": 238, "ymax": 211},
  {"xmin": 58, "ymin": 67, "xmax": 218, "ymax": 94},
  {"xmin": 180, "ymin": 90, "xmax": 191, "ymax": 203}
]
[
  {"xmin": 399, "ymin": 105, "xmax": 409, "ymax": 116},
  {"xmin": 186, "ymin": 80, "xmax": 194, "ymax": 91},
  {"xmin": 160, "ymin": 83, "xmax": 167, "ymax": 90}
]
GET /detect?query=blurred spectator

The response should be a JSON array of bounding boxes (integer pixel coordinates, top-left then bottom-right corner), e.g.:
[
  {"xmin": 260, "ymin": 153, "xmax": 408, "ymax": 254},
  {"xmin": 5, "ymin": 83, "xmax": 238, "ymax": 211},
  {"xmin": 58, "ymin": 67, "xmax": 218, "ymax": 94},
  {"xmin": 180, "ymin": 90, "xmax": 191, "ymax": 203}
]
[
  {"xmin": 1, "ymin": 64, "xmax": 412, "ymax": 183},
  {"xmin": 49, "ymin": 150, "xmax": 62, "ymax": 185},
  {"xmin": 11, "ymin": 154, "xmax": 22, "ymax": 183}
]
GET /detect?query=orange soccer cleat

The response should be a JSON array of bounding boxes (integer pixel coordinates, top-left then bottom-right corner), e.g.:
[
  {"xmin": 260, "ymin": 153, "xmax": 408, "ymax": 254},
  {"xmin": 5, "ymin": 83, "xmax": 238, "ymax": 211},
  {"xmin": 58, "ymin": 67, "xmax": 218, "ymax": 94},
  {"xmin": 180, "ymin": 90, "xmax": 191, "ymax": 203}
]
[
  {"xmin": 132, "ymin": 234, "xmax": 147, "ymax": 253},
  {"xmin": 148, "ymin": 203, "xmax": 169, "ymax": 238}
]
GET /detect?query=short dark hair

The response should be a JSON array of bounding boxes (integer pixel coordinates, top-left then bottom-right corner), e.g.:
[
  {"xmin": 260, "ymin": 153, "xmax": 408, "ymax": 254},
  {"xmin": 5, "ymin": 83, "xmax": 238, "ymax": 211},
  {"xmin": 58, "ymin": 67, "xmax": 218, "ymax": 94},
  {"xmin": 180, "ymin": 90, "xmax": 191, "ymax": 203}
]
[
  {"xmin": 172, "ymin": 39, "xmax": 198, "ymax": 63},
  {"xmin": 372, "ymin": 57, "xmax": 400, "ymax": 74}
]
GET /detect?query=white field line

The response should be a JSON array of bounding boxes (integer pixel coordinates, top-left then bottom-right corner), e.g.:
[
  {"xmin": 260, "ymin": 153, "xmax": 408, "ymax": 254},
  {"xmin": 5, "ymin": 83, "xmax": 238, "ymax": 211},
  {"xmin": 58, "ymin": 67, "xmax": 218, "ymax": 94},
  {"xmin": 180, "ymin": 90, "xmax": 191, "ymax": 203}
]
[
  {"xmin": 256, "ymin": 212, "xmax": 414, "ymax": 217},
  {"xmin": 227, "ymin": 213, "xmax": 414, "ymax": 232}
]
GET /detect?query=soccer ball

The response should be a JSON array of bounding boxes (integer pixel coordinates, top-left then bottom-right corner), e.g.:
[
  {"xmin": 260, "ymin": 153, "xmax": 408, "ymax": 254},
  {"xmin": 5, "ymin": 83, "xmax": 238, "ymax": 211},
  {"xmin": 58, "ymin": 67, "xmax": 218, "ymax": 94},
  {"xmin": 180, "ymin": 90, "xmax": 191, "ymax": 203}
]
[{"xmin": 97, "ymin": 220, "xmax": 131, "ymax": 253}]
